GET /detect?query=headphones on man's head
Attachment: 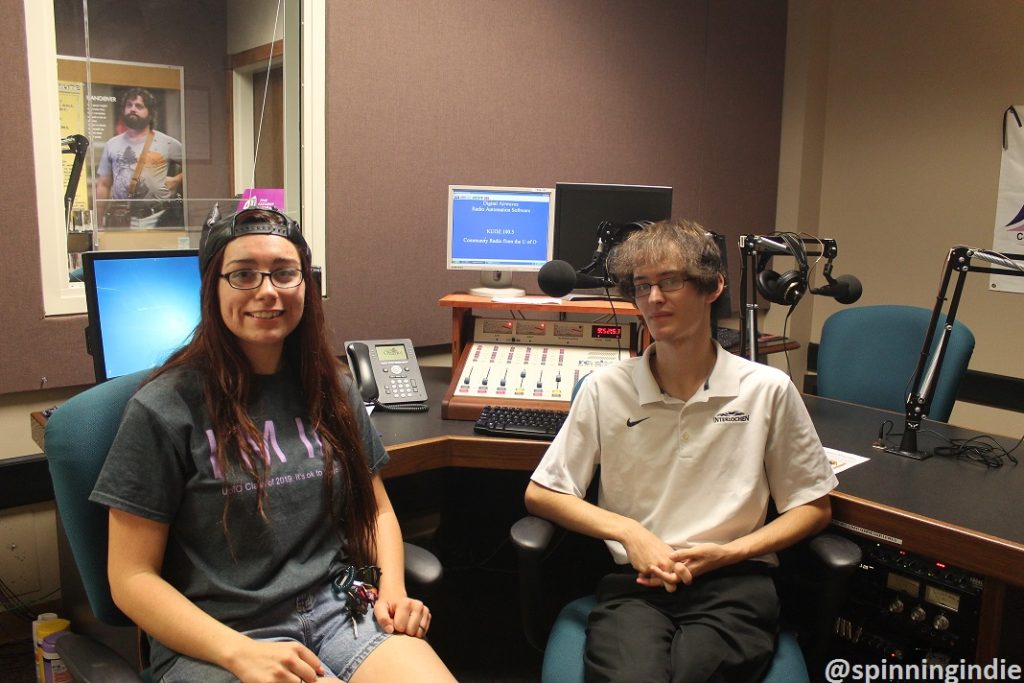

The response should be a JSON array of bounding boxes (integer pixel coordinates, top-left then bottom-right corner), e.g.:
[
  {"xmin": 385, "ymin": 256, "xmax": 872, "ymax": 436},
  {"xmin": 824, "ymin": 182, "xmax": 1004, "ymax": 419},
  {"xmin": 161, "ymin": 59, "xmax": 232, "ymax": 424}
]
[
  {"xmin": 755, "ymin": 232, "xmax": 808, "ymax": 306},
  {"xmin": 597, "ymin": 219, "xmax": 654, "ymax": 250}
]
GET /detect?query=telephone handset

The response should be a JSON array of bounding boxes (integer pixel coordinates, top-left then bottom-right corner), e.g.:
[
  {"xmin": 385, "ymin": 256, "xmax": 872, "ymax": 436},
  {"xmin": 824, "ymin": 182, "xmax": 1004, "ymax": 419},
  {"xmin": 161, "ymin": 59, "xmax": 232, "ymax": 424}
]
[{"xmin": 344, "ymin": 338, "xmax": 429, "ymax": 412}]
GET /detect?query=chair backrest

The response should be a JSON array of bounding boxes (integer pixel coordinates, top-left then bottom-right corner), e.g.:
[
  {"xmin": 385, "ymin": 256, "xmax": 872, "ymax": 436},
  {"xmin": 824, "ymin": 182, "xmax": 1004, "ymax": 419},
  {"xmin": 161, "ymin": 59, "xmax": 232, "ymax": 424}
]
[
  {"xmin": 45, "ymin": 370, "xmax": 151, "ymax": 625},
  {"xmin": 817, "ymin": 305, "xmax": 975, "ymax": 422}
]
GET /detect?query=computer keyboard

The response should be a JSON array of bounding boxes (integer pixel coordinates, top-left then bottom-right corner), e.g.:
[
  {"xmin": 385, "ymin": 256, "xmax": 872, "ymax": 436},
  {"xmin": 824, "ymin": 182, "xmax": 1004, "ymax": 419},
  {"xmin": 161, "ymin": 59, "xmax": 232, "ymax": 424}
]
[{"xmin": 474, "ymin": 405, "xmax": 569, "ymax": 441}]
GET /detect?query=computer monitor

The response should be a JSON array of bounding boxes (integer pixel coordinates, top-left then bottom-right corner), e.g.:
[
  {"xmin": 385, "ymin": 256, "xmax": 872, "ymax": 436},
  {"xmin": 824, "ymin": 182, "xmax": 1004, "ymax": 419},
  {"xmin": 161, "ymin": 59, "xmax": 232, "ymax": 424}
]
[
  {"xmin": 82, "ymin": 249, "xmax": 201, "ymax": 382},
  {"xmin": 446, "ymin": 185, "xmax": 556, "ymax": 297},
  {"xmin": 553, "ymin": 182, "xmax": 673, "ymax": 274},
  {"xmin": 709, "ymin": 231, "xmax": 732, "ymax": 327}
]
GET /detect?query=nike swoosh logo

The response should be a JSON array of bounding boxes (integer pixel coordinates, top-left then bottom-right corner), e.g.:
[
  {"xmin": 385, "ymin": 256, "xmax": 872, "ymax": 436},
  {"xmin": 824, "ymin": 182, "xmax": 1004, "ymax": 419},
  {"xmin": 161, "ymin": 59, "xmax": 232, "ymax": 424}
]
[{"xmin": 626, "ymin": 417, "xmax": 650, "ymax": 427}]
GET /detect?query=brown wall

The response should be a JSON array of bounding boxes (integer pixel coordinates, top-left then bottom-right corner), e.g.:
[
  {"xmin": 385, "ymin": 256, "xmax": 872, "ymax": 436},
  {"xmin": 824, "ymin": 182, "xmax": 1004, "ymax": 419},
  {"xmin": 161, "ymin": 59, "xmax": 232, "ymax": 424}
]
[
  {"xmin": 1, "ymin": 0, "xmax": 86, "ymax": 395},
  {"xmin": 320, "ymin": 0, "xmax": 786, "ymax": 350},
  {"xmin": 1, "ymin": 0, "xmax": 787, "ymax": 393},
  {"xmin": 1, "ymin": 0, "xmax": 229, "ymax": 394}
]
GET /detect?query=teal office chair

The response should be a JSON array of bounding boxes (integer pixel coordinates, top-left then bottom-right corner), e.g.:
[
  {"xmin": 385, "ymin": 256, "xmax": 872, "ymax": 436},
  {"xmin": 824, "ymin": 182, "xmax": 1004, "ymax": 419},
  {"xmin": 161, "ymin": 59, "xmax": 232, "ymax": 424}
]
[
  {"xmin": 817, "ymin": 305, "xmax": 975, "ymax": 422},
  {"xmin": 45, "ymin": 370, "xmax": 443, "ymax": 682},
  {"xmin": 512, "ymin": 513, "xmax": 860, "ymax": 683},
  {"xmin": 512, "ymin": 374, "xmax": 861, "ymax": 682}
]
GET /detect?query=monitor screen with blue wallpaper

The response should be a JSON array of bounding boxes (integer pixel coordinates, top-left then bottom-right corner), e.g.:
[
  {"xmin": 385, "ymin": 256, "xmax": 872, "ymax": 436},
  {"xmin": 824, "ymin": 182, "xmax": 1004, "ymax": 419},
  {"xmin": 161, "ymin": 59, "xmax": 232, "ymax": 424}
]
[
  {"xmin": 446, "ymin": 185, "xmax": 555, "ymax": 296},
  {"xmin": 83, "ymin": 250, "xmax": 201, "ymax": 382},
  {"xmin": 446, "ymin": 185, "xmax": 555, "ymax": 271}
]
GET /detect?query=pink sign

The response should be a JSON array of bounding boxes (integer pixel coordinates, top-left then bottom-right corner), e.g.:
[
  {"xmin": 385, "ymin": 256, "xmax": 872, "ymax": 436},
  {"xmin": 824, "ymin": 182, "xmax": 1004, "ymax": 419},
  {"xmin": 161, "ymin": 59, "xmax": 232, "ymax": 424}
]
[{"xmin": 237, "ymin": 188, "xmax": 285, "ymax": 212}]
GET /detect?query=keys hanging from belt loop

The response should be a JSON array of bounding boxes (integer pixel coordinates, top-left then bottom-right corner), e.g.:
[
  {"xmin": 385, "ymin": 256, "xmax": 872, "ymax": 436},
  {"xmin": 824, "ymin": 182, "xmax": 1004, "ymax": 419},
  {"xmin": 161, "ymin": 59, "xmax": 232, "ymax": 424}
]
[{"xmin": 331, "ymin": 564, "xmax": 382, "ymax": 638}]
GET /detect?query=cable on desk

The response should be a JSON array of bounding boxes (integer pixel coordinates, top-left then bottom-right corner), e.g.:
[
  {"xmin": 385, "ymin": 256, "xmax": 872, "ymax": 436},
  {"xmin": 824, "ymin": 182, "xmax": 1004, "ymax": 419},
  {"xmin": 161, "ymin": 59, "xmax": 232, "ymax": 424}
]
[
  {"xmin": 928, "ymin": 430, "xmax": 1021, "ymax": 468},
  {"xmin": 876, "ymin": 419, "xmax": 1022, "ymax": 468},
  {"xmin": 873, "ymin": 419, "xmax": 895, "ymax": 448}
]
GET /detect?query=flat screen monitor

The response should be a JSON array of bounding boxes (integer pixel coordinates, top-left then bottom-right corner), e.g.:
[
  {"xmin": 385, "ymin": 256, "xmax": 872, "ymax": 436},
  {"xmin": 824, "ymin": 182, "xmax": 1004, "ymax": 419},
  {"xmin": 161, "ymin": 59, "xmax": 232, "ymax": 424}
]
[
  {"xmin": 709, "ymin": 231, "xmax": 732, "ymax": 326},
  {"xmin": 553, "ymin": 182, "xmax": 673, "ymax": 274},
  {"xmin": 82, "ymin": 249, "xmax": 201, "ymax": 382},
  {"xmin": 446, "ymin": 185, "xmax": 555, "ymax": 297}
]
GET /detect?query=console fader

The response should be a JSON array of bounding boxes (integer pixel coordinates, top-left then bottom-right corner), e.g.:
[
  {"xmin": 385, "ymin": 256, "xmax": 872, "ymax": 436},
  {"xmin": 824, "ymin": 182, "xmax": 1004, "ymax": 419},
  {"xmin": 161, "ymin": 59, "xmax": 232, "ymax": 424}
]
[{"xmin": 442, "ymin": 317, "xmax": 635, "ymax": 420}]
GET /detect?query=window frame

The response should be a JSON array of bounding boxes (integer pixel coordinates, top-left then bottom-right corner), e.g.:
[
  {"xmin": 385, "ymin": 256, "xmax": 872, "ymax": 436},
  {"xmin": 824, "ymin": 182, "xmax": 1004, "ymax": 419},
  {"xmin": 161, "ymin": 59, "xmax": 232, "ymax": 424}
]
[{"xmin": 24, "ymin": 0, "xmax": 326, "ymax": 315}]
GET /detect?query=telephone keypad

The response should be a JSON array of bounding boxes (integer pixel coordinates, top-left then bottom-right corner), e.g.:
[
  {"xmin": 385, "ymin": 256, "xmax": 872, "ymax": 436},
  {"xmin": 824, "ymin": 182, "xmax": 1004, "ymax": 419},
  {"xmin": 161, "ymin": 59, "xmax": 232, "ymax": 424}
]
[{"xmin": 384, "ymin": 366, "xmax": 420, "ymax": 399}]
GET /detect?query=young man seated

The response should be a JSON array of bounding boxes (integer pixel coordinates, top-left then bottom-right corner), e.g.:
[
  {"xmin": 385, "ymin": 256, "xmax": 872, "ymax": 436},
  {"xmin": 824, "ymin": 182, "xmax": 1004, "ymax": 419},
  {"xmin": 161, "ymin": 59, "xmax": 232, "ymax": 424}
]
[{"xmin": 524, "ymin": 219, "xmax": 837, "ymax": 683}]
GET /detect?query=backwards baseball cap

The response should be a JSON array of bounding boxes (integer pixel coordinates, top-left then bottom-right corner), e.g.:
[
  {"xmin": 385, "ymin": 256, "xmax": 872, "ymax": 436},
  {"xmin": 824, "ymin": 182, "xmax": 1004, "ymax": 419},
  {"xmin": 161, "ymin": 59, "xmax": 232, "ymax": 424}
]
[{"xmin": 199, "ymin": 204, "xmax": 311, "ymax": 273}]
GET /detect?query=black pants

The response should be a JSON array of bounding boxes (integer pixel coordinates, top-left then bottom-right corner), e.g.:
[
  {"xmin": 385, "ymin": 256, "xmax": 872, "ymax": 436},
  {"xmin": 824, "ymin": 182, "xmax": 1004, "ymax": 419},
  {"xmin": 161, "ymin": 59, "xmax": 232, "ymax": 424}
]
[{"xmin": 584, "ymin": 563, "xmax": 779, "ymax": 683}]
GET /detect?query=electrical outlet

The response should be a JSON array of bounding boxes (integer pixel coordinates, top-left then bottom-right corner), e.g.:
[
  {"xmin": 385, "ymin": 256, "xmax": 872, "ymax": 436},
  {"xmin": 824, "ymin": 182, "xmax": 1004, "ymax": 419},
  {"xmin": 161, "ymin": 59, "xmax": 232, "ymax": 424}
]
[{"xmin": 0, "ymin": 513, "xmax": 41, "ymax": 598}]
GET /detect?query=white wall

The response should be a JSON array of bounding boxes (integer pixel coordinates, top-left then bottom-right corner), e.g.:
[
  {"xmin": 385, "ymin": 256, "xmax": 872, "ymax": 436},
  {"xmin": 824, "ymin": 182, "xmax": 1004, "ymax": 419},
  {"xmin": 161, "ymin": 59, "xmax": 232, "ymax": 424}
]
[{"xmin": 772, "ymin": 0, "xmax": 1024, "ymax": 439}]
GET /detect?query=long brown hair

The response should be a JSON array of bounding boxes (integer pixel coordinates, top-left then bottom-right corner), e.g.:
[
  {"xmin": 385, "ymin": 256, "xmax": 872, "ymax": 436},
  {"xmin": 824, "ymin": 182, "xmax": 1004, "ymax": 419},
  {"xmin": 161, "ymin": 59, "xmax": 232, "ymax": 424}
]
[{"xmin": 153, "ymin": 236, "xmax": 378, "ymax": 565}]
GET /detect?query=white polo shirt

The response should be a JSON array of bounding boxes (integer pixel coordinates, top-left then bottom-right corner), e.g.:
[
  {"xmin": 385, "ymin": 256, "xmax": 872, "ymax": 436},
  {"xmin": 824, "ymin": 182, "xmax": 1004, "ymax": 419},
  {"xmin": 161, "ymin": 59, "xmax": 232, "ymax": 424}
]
[{"xmin": 531, "ymin": 342, "xmax": 838, "ymax": 565}]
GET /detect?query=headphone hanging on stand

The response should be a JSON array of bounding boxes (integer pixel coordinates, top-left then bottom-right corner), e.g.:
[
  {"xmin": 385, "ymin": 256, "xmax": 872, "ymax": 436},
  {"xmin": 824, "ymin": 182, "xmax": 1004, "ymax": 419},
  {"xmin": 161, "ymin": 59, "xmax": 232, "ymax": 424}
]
[{"xmin": 755, "ymin": 232, "xmax": 808, "ymax": 306}]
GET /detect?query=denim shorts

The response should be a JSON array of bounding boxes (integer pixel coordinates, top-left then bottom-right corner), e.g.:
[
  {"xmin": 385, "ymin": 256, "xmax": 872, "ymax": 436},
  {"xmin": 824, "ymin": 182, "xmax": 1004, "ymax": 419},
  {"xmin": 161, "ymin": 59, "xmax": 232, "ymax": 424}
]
[{"xmin": 158, "ymin": 579, "xmax": 389, "ymax": 682}]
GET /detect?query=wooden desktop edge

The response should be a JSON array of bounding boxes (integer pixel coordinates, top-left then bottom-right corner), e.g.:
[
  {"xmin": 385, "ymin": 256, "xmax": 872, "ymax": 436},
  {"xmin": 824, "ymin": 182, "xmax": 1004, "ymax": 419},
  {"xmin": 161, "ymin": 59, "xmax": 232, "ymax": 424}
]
[
  {"xmin": 378, "ymin": 431, "xmax": 1018, "ymax": 661},
  {"xmin": 437, "ymin": 293, "xmax": 797, "ymax": 364},
  {"xmin": 829, "ymin": 491, "xmax": 1021, "ymax": 661},
  {"xmin": 439, "ymin": 293, "xmax": 650, "ymax": 366},
  {"xmin": 29, "ymin": 409, "xmax": 1019, "ymax": 659},
  {"xmin": 32, "ymin": 408, "xmax": 1020, "ymax": 585},
  {"xmin": 438, "ymin": 292, "xmax": 645, "ymax": 315},
  {"xmin": 389, "ymin": 433, "xmax": 1024, "ymax": 591}
]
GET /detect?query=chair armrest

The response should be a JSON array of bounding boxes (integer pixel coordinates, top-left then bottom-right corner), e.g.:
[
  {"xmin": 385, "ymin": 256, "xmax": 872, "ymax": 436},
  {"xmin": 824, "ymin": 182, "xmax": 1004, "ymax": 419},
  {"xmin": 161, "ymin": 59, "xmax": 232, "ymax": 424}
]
[
  {"xmin": 511, "ymin": 515, "xmax": 556, "ymax": 555},
  {"xmin": 511, "ymin": 516, "xmax": 556, "ymax": 651},
  {"xmin": 54, "ymin": 632, "xmax": 141, "ymax": 683},
  {"xmin": 403, "ymin": 541, "xmax": 443, "ymax": 589},
  {"xmin": 790, "ymin": 532, "xmax": 862, "ymax": 672},
  {"xmin": 804, "ymin": 532, "xmax": 862, "ymax": 618},
  {"xmin": 808, "ymin": 533, "xmax": 863, "ymax": 574}
]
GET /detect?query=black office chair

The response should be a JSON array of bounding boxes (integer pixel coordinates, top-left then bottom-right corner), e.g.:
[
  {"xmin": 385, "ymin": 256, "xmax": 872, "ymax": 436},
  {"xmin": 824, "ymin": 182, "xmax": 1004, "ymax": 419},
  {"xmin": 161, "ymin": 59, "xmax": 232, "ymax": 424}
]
[
  {"xmin": 512, "ymin": 507, "xmax": 861, "ymax": 683},
  {"xmin": 45, "ymin": 369, "xmax": 444, "ymax": 682}
]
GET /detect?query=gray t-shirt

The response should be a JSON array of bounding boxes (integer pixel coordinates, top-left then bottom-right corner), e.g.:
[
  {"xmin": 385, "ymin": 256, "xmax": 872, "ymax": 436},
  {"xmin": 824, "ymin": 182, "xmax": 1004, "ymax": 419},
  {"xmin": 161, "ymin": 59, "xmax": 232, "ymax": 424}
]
[
  {"xmin": 97, "ymin": 129, "xmax": 182, "ymax": 200},
  {"xmin": 90, "ymin": 366, "xmax": 387, "ymax": 671}
]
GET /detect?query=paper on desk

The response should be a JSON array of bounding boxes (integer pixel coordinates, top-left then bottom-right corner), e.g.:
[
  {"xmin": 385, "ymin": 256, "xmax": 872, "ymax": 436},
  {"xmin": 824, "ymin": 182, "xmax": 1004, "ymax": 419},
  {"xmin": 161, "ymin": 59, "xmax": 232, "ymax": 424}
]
[
  {"xmin": 492, "ymin": 296, "xmax": 563, "ymax": 304},
  {"xmin": 825, "ymin": 447, "xmax": 869, "ymax": 474}
]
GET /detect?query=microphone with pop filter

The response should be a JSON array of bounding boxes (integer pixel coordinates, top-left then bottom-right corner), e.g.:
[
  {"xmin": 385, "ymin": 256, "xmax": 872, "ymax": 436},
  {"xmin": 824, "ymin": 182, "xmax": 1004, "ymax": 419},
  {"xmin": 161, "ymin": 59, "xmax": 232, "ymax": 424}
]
[
  {"xmin": 810, "ymin": 273, "xmax": 862, "ymax": 304},
  {"xmin": 537, "ymin": 260, "xmax": 615, "ymax": 297}
]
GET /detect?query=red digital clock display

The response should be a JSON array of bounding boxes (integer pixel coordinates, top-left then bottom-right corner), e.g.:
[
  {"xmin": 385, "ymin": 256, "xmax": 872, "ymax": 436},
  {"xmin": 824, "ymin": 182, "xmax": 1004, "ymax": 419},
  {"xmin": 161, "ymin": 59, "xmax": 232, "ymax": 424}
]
[{"xmin": 591, "ymin": 325, "xmax": 622, "ymax": 339}]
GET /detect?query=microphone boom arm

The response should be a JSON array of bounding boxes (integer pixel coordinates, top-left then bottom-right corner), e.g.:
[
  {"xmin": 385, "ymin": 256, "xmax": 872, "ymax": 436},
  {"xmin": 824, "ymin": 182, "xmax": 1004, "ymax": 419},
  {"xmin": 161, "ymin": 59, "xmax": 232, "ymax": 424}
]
[
  {"xmin": 61, "ymin": 134, "xmax": 90, "ymax": 231},
  {"xmin": 893, "ymin": 245, "xmax": 1024, "ymax": 458}
]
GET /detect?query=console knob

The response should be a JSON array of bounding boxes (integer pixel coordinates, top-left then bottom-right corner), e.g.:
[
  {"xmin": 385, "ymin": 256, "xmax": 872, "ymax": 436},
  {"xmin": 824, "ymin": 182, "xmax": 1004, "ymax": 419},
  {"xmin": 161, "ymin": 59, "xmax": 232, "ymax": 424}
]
[
  {"xmin": 888, "ymin": 598, "xmax": 905, "ymax": 614},
  {"xmin": 910, "ymin": 606, "xmax": 927, "ymax": 622},
  {"xmin": 933, "ymin": 614, "xmax": 950, "ymax": 631}
]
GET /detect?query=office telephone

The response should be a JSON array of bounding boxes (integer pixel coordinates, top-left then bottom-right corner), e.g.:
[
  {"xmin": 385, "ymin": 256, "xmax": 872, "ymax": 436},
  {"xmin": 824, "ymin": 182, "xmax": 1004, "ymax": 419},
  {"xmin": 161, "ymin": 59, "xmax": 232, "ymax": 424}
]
[{"xmin": 345, "ymin": 338, "xmax": 429, "ymax": 412}]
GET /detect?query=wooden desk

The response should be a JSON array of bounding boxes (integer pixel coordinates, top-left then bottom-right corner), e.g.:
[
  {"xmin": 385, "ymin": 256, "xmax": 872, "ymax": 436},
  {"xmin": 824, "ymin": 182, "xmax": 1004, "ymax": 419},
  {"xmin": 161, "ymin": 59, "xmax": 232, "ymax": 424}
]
[
  {"xmin": 32, "ymin": 367, "xmax": 1022, "ymax": 659},
  {"xmin": 437, "ymin": 293, "xmax": 799, "ymax": 360},
  {"xmin": 369, "ymin": 368, "xmax": 1024, "ymax": 661},
  {"xmin": 437, "ymin": 293, "xmax": 798, "ymax": 419},
  {"xmin": 438, "ymin": 292, "xmax": 648, "ymax": 366}
]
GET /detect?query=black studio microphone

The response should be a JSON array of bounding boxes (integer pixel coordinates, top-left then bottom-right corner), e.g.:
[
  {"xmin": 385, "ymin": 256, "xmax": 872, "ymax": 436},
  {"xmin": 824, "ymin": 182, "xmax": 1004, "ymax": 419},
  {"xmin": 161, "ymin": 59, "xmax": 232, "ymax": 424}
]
[
  {"xmin": 537, "ymin": 260, "xmax": 614, "ymax": 297},
  {"xmin": 811, "ymin": 273, "xmax": 863, "ymax": 304}
]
